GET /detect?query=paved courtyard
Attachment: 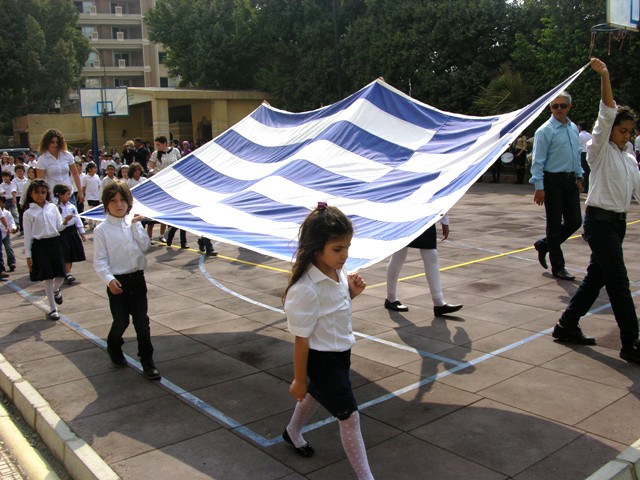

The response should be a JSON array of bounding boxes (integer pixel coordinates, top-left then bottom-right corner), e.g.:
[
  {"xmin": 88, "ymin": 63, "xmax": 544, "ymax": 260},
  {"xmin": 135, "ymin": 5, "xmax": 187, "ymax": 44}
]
[{"xmin": 1, "ymin": 181, "xmax": 640, "ymax": 479}]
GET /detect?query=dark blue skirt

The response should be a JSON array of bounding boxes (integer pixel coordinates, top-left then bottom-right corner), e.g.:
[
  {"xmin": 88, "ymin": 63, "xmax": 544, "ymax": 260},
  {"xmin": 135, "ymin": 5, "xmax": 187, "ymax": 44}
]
[
  {"xmin": 307, "ymin": 349, "xmax": 357, "ymax": 420},
  {"xmin": 30, "ymin": 237, "xmax": 66, "ymax": 282},
  {"xmin": 60, "ymin": 227, "xmax": 86, "ymax": 263}
]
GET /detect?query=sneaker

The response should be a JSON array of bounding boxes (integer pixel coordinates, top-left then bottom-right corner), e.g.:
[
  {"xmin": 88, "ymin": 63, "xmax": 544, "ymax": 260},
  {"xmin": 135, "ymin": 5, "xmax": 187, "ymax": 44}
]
[
  {"xmin": 49, "ymin": 310, "xmax": 60, "ymax": 321},
  {"xmin": 552, "ymin": 322, "xmax": 596, "ymax": 345},
  {"xmin": 65, "ymin": 274, "xmax": 76, "ymax": 285},
  {"xmin": 620, "ymin": 342, "xmax": 640, "ymax": 364},
  {"xmin": 158, "ymin": 236, "xmax": 167, "ymax": 244},
  {"xmin": 54, "ymin": 289, "xmax": 63, "ymax": 305}
]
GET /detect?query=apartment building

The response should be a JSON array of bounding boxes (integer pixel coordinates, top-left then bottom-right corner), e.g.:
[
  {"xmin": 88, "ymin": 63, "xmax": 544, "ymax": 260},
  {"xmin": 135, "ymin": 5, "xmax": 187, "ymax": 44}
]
[{"xmin": 74, "ymin": 0, "xmax": 178, "ymax": 90}]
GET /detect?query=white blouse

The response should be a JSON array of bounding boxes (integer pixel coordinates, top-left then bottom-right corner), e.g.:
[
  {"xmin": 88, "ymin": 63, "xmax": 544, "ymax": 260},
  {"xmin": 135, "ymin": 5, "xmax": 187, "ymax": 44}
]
[{"xmin": 23, "ymin": 202, "xmax": 65, "ymax": 258}]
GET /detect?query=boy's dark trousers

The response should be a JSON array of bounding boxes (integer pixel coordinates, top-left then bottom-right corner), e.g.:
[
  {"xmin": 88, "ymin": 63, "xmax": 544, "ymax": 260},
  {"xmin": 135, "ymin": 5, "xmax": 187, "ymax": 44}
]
[{"xmin": 106, "ymin": 270, "xmax": 154, "ymax": 366}]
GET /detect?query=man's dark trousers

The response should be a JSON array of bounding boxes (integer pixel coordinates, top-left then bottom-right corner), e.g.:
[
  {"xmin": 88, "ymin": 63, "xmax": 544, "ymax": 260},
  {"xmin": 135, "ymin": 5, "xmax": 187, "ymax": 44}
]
[{"xmin": 537, "ymin": 172, "xmax": 582, "ymax": 273}]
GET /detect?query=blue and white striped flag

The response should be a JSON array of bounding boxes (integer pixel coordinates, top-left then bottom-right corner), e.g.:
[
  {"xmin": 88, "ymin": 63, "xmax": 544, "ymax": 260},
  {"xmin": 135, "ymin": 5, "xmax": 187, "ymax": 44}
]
[{"xmin": 85, "ymin": 68, "xmax": 586, "ymax": 271}]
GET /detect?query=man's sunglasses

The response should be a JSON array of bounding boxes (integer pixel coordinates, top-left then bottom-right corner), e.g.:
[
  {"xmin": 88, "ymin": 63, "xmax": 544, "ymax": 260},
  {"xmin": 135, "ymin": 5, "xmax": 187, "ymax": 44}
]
[{"xmin": 551, "ymin": 103, "xmax": 569, "ymax": 110}]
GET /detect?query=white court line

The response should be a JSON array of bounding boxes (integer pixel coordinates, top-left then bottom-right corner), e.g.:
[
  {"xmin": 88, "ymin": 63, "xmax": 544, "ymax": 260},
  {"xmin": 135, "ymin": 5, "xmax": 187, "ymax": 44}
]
[{"xmin": 4, "ymin": 264, "xmax": 637, "ymax": 448}]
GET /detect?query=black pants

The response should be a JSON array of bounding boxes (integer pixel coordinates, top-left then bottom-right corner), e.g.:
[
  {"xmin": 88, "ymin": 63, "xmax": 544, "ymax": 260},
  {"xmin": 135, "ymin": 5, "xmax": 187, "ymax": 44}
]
[
  {"xmin": 580, "ymin": 152, "xmax": 590, "ymax": 193},
  {"xmin": 166, "ymin": 227, "xmax": 186, "ymax": 246},
  {"xmin": 106, "ymin": 270, "xmax": 154, "ymax": 365},
  {"xmin": 560, "ymin": 207, "xmax": 638, "ymax": 347},
  {"xmin": 537, "ymin": 172, "xmax": 582, "ymax": 273}
]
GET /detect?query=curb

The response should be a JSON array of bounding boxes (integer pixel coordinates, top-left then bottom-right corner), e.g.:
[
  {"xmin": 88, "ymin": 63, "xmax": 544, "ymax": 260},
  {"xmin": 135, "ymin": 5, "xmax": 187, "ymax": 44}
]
[
  {"xmin": 587, "ymin": 440, "xmax": 640, "ymax": 480},
  {"xmin": 0, "ymin": 353, "xmax": 120, "ymax": 480}
]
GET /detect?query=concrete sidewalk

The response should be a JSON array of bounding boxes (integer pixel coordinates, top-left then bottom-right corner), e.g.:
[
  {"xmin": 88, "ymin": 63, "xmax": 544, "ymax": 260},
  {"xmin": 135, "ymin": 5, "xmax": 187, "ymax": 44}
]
[{"xmin": 1, "ymin": 182, "xmax": 640, "ymax": 479}]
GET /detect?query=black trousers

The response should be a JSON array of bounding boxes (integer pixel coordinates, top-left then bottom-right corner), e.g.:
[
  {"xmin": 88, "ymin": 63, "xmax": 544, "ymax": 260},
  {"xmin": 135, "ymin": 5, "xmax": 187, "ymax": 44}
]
[
  {"xmin": 106, "ymin": 270, "xmax": 154, "ymax": 365},
  {"xmin": 560, "ymin": 207, "xmax": 638, "ymax": 347},
  {"xmin": 537, "ymin": 172, "xmax": 582, "ymax": 273}
]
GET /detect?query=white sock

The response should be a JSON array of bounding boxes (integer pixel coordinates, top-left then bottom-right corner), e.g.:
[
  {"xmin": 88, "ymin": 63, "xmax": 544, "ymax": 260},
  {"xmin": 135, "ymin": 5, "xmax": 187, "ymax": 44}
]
[
  {"xmin": 338, "ymin": 411, "xmax": 374, "ymax": 480},
  {"xmin": 386, "ymin": 248, "xmax": 408, "ymax": 301},
  {"xmin": 53, "ymin": 276, "xmax": 64, "ymax": 291},
  {"xmin": 420, "ymin": 249, "xmax": 445, "ymax": 306},
  {"xmin": 286, "ymin": 394, "xmax": 319, "ymax": 448},
  {"xmin": 43, "ymin": 279, "xmax": 56, "ymax": 312}
]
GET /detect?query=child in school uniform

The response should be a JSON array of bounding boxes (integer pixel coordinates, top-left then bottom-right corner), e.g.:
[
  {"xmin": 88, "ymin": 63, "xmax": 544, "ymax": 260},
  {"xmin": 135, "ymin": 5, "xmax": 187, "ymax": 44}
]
[
  {"xmin": 82, "ymin": 162, "xmax": 101, "ymax": 229},
  {"xmin": 100, "ymin": 164, "xmax": 117, "ymax": 190},
  {"xmin": 282, "ymin": 202, "xmax": 373, "ymax": 479},
  {"xmin": 125, "ymin": 162, "xmax": 146, "ymax": 189},
  {"xmin": 23, "ymin": 179, "xmax": 74, "ymax": 320},
  {"xmin": 93, "ymin": 181, "xmax": 160, "ymax": 380},
  {"xmin": 53, "ymin": 184, "xmax": 86, "ymax": 285},
  {"xmin": 12, "ymin": 165, "xmax": 27, "ymax": 233},
  {"xmin": 0, "ymin": 196, "xmax": 17, "ymax": 272}
]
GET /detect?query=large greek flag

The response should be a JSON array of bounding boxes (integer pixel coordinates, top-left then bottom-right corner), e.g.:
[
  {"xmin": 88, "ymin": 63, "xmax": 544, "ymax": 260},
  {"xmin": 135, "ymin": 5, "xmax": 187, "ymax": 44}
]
[{"xmin": 85, "ymin": 68, "xmax": 586, "ymax": 271}]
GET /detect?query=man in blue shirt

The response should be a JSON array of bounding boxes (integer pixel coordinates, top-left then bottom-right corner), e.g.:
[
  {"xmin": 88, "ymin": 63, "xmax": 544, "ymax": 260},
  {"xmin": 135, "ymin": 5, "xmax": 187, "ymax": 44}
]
[{"xmin": 530, "ymin": 92, "xmax": 583, "ymax": 281}]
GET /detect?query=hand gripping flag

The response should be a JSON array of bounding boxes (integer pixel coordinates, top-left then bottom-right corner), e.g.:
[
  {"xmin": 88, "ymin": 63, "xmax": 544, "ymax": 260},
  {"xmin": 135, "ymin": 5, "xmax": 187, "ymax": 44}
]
[{"xmin": 84, "ymin": 67, "xmax": 586, "ymax": 271}]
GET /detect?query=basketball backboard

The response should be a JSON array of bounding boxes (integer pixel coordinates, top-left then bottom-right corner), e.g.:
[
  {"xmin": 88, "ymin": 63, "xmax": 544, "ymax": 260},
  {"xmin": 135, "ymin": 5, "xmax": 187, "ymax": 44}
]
[
  {"xmin": 79, "ymin": 88, "xmax": 129, "ymax": 117},
  {"xmin": 608, "ymin": 0, "xmax": 639, "ymax": 30}
]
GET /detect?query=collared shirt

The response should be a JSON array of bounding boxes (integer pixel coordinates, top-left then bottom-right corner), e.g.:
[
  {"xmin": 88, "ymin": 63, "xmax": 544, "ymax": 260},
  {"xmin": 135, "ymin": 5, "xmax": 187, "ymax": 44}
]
[
  {"xmin": 11, "ymin": 177, "xmax": 27, "ymax": 197},
  {"xmin": 82, "ymin": 174, "xmax": 101, "ymax": 201},
  {"xmin": 23, "ymin": 202, "xmax": 64, "ymax": 258},
  {"xmin": 149, "ymin": 147, "xmax": 181, "ymax": 172},
  {"xmin": 529, "ymin": 115, "xmax": 583, "ymax": 190},
  {"xmin": 59, "ymin": 201, "xmax": 85, "ymax": 235},
  {"xmin": 93, "ymin": 214, "xmax": 150, "ymax": 286},
  {"xmin": 585, "ymin": 101, "xmax": 640, "ymax": 213},
  {"xmin": 126, "ymin": 177, "xmax": 147, "ymax": 189},
  {"xmin": 36, "ymin": 150, "xmax": 75, "ymax": 190},
  {"xmin": 579, "ymin": 130, "xmax": 592, "ymax": 153},
  {"xmin": 285, "ymin": 264, "xmax": 355, "ymax": 352},
  {"xmin": 100, "ymin": 175, "xmax": 117, "ymax": 190},
  {"xmin": 0, "ymin": 208, "xmax": 15, "ymax": 235}
]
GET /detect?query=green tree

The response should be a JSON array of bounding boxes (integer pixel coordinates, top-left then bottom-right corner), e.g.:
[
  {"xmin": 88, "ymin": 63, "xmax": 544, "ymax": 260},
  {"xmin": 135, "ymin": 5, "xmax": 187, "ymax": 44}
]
[
  {"xmin": 0, "ymin": 0, "xmax": 89, "ymax": 119},
  {"xmin": 472, "ymin": 65, "xmax": 535, "ymax": 115},
  {"xmin": 341, "ymin": 0, "xmax": 518, "ymax": 113},
  {"xmin": 145, "ymin": 0, "xmax": 259, "ymax": 89}
]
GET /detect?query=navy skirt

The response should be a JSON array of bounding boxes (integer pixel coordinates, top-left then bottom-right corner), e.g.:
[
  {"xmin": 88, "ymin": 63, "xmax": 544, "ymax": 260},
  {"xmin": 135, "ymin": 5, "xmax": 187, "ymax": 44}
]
[
  {"xmin": 60, "ymin": 226, "xmax": 86, "ymax": 263},
  {"xmin": 407, "ymin": 224, "xmax": 437, "ymax": 249},
  {"xmin": 30, "ymin": 237, "xmax": 66, "ymax": 282},
  {"xmin": 307, "ymin": 349, "xmax": 357, "ymax": 420}
]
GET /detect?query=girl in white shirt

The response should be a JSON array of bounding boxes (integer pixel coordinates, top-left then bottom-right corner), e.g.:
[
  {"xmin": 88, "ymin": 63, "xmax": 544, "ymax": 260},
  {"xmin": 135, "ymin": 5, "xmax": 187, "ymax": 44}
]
[
  {"xmin": 23, "ymin": 179, "xmax": 74, "ymax": 321},
  {"xmin": 93, "ymin": 181, "xmax": 160, "ymax": 381},
  {"xmin": 282, "ymin": 202, "xmax": 373, "ymax": 479},
  {"xmin": 53, "ymin": 184, "xmax": 86, "ymax": 285},
  {"xmin": 125, "ymin": 162, "xmax": 146, "ymax": 189}
]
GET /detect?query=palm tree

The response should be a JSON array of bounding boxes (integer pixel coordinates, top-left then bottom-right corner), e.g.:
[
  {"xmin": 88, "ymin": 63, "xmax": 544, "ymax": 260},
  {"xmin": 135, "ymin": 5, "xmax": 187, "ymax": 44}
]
[{"xmin": 472, "ymin": 64, "xmax": 534, "ymax": 115}]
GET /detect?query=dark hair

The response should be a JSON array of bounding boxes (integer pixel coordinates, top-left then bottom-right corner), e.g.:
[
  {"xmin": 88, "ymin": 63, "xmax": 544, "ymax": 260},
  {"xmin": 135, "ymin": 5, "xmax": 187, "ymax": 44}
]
[
  {"xmin": 38, "ymin": 129, "xmax": 68, "ymax": 154},
  {"xmin": 1, "ymin": 171, "xmax": 10, "ymax": 178},
  {"xmin": 24, "ymin": 179, "xmax": 50, "ymax": 211},
  {"xmin": 53, "ymin": 184, "xmax": 71, "ymax": 198},
  {"xmin": 613, "ymin": 106, "xmax": 637, "ymax": 127},
  {"xmin": 86, "ymin": 162, "xmax": 97, "ymax": 171},
  {"xmin": 128, "ymin": 162, "xmax": 143, "ymax": 178},
  {"xmin": 283, "ymin": 203, "xmax": 353, "ymax": 301},
  {"xmin": 154, "ymin": 135, "xmax": 168, "ymax": 144},
  {"xmin": 101, "ymin": 180, "xmax": 133, "ymax": 215},
  {"xmin": 14, "ymin": 164, "xmax": 25, "ymax": 172},
  {"xmin": 117, "ymin": 164, "xmax": 129, "ymax": 179},
  {"xmin": 0, "ymin": 196, "xmax": 5, "ymax": 204}
]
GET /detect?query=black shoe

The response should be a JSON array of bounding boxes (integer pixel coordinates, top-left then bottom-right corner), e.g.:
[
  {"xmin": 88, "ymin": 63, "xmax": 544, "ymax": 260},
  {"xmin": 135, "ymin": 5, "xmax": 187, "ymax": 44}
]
[
  {"xmin": 180, "ymin": 244, "xmax": 189, "ymax": 249},
  {"xmin": 54, "ymin": 289, "xmax": 63, "ymax": 305},
  {"xmin": 620, "ymin": 342, "xmax": 640, "ymax": 363},
  {"xmin": 205, "ymin": 249, "xmax": 217, "ymax": 256},
  {"xmin": 8, "ymin": 265, "xmax": 15, "ymax": 272},
  {"xmin": 49, "ymin": 310, "xmax": 60, "ymax": 321},
  {"xmin": 384, "ymin": 299, "xmax": 409, "ymax": 312},
  {"xmin": 553, "ymin": 269, "xmax": 575, "ymax": 281},
  {"xmin": 434, "ymin": 303, "xmax": 463, "ymax": 316},
  {"xmin": 534, "ymin": 242, "xmax": 548, "ymax": 269},
  {"xmin": 197, "ymin": 238, "xmax": 205, "ymax": 253},
  {"xmin": 65, "ymin": 274, "xmax": 76, "ymax": 285},
  {"xmin": 552, "ymin": 322, "xmax": 596, "ymax": 345},
  {"xmin": 143, "ymin": 364, "xmax": 161, "ymax": 380},
  {"xmin": 108, "ymin": 349, "xmax": 127, "ymax": 368},
  {"xmin": 282, "ymin": 428, "xmax": 315, "ymax": 457}
]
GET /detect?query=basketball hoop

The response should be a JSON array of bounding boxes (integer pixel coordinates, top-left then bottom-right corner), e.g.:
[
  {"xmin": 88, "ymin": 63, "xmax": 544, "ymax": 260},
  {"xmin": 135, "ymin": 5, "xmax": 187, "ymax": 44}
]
[{"xmin": 589, "ymin": 23, "xmax": 631, "ymax": 56}]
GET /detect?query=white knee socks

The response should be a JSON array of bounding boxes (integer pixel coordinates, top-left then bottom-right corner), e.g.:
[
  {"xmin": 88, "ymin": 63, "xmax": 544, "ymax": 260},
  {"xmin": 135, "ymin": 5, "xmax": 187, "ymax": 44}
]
[
  {"xmin": 420, "ymin": 248, "xmax": 445, "ymax": 306},
  {"xmin": 339, "ymin": 411, "xmax": 374, "ymax": 480},
  {"xmin": 386, "ymin": 247, "xmax": 408, "ymax": 301},
  {"xmin": 286, "ymin": 394, "xmax": 320, "ymax": 448},
  {"xmin": 43, "ymin": 277, "xmax": 65, "ymax": 312}
]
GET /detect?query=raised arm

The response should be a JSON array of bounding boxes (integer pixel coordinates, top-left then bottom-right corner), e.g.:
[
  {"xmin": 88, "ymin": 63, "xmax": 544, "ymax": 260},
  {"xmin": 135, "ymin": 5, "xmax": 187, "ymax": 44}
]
[{"xmin": 590, "ymin": 58, "xmax": 613, "ymax": 108}]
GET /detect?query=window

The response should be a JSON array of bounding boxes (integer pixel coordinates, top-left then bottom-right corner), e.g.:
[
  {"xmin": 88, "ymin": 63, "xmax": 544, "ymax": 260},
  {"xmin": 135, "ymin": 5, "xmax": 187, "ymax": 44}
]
[
  {"xmin": 160, "ymin": 77, "xmax": 169, "ymax": 88},
  {"xmin": 85, "ymin": 78, "xmax": 101, "ymax": 88},
  {"xmin": 158, "ymin": 52, "xmax": 167, "ymax": 64},
  {"xmin": 113, "ymin": 52, "xmax": 130, "ymax": 66},
  {"xmin": 111, "ymin": 3, "xmax": 125, "ymax": 14},
  {"xmin": 114, "ymin": 78, "xmax": 130, "ymax": 87}
]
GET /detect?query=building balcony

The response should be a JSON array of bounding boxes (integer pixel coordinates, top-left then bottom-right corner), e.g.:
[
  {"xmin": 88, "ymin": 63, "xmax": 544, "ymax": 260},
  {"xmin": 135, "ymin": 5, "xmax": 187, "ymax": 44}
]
[
  {"xmin": 82, "ymin": 65, "xmax": 151, "ymax": 77},
  {"xmin": 78, "ymin": 13, "xmax": 142, "ymax": 26},
  {"xmin": 88, "ymin": 38, "xmax": 147, "ymax": 49}
]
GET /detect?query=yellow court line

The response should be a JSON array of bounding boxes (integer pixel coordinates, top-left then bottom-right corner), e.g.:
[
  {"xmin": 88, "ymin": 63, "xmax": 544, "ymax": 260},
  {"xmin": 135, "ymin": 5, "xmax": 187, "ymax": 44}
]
[{"xmin": 172, "ymin": 217, "xmax": 640, "ymax": 285}]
